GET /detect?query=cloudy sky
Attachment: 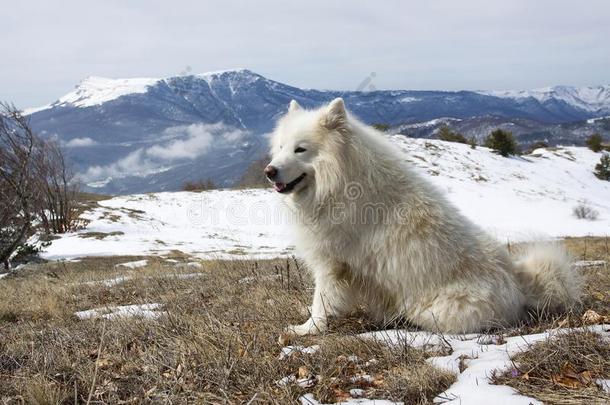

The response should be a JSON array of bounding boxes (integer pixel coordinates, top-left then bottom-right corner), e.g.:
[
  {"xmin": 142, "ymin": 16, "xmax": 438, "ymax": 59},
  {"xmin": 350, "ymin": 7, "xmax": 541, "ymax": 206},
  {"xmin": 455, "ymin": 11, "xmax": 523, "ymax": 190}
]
[{"xmin": 3, "ymin": 0, "xmax": 609, "ymax": 108}]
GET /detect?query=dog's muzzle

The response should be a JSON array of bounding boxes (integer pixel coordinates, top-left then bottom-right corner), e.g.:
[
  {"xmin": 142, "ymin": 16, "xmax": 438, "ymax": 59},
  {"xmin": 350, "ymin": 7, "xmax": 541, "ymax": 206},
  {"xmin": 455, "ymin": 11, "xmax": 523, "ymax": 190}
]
[{"xmin": 273, "ymin": 173, "xmax": 307, "ymax": 193}]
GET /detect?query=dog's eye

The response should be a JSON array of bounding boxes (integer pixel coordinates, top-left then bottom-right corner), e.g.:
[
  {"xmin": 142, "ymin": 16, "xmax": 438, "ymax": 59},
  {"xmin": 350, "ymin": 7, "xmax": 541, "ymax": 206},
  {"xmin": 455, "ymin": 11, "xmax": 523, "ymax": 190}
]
[{"xmin": 294, "ymin": 147, "xmax": 307, "ymax": 154}]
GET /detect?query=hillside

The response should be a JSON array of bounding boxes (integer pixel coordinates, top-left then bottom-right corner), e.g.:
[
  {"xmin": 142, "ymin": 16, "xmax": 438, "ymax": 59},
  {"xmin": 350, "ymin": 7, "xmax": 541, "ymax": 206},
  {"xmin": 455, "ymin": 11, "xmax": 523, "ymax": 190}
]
[
  {"xmin": 23, "ymin": 69, "xmax": 610, "ymax": 194},
  {"xmin": 39, "ymin": 140, "xmax": 610, "ymax": 261}
]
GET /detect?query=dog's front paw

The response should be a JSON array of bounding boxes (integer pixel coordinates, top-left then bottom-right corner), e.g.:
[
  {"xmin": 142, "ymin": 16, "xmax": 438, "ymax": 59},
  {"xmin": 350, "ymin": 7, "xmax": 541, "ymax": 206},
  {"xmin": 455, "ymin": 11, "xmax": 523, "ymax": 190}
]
[{"xmin": 278, "ymin": 318, "xmax": 327, "ymax": 345}]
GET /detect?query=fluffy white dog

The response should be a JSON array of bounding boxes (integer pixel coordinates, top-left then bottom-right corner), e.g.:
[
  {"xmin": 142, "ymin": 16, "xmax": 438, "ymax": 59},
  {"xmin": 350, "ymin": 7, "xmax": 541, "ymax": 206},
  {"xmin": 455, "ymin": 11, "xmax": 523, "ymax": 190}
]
[{"xmin": 266, "ymin": 98, "xmax": 582, "ymax": 337}]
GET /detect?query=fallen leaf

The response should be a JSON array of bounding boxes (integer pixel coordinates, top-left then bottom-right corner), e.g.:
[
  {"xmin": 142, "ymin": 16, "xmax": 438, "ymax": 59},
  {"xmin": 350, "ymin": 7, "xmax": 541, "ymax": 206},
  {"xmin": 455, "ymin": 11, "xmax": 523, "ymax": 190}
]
[
  {"xmin": 297, "ymin": 366, "xmax": 310, "ymax": 379},
  {"xmin": 551, "ymin": 362, "xmax": 595, "ymax": 389},
  {"xmin": 582, "ymin": 309, "xmax": 607, "ymax": 325},
  {"xmin": 96, "ymin": 358, "xmax": 113, "ymax": 369},
  {"xmin": 332, "ymin": 388, "xmax": 351, "ymax": 402},
  {"xmin": 372, "ymin": 373, "xmax": 385, "ymax": 387}
]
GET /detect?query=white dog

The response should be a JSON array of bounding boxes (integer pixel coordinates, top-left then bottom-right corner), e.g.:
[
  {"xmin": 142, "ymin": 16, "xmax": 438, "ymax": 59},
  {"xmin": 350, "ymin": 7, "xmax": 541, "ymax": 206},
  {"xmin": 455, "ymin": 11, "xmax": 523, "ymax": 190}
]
[{"xmin": 266, "ymin": 98, "xmax": 583, "ymax": 337}]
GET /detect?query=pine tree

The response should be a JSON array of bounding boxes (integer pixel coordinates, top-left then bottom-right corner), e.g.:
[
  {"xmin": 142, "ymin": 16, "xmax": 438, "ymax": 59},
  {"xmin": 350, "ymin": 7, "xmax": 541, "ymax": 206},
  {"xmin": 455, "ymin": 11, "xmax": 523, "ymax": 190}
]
[
  {"xmin": 594, "ymin": 153, "xmax": 610, "ymax": 180},
  {"xmin": 437, "ymin": 125, "xmax": 467, "ymax": 144},
  {"xmin": 484, "ymin": 129, "xmax": 518, "ymax": 157},
  {"xmin": 586, "ymin": 133, "xmax": 603, "ymax": 152}
]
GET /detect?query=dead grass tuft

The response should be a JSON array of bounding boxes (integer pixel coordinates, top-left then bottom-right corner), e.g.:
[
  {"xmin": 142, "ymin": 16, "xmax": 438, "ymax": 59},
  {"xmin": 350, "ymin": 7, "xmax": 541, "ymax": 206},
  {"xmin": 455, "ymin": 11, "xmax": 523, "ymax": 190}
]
[{"xmin": 78, "ymin": 231, "xmax": 125, "ymax": 239}]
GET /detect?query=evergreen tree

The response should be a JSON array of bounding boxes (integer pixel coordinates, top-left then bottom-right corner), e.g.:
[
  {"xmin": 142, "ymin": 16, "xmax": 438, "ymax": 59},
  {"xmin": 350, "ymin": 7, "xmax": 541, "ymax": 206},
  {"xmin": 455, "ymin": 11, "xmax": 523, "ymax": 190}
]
[
  {"xmin": 484, "ymin": 129, "xmax": 518, "ymax": 157},
  {"xmin": 594, "ymin": 153, "xmax": 610, "ymax": 180},
  {"xmin": 437, "ymin": 125, "xmax": 467, "ymax": 144},
  {"xmin": 585, "ymin": 133, "xmax": 603, "ymax": 152}
]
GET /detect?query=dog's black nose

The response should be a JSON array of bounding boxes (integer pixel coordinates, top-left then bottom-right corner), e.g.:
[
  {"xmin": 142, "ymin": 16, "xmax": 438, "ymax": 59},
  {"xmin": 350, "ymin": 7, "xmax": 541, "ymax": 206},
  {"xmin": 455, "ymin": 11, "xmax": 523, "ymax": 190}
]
[{"xmin": 264, "ymin": 165, "xmax": 278, "ymax": 180}]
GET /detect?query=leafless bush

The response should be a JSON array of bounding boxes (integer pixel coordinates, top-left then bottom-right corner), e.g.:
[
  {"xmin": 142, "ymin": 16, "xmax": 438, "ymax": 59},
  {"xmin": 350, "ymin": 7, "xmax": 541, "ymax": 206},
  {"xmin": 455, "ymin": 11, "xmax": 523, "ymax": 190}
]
[
  {"xmin": 573, "ymin": 202, "xmax": 599, "ymax": 221},
  {"xmin": 182, "ymin": 178, "xmax": 217, "ymax": 191},
  {"xmin": 236, "ymin": 155, "xmax": 271, "ymax": 188},
  {"xmin": 0, "ymin": 103, "xmax": 40, "ymax": 270},
  {"xmin": 34, "ymin": 140, "xmax": 80, "ymax": 233},
  {"xmin": 0, "ymin": 103, "xmax": 78, "ymax": 270}
]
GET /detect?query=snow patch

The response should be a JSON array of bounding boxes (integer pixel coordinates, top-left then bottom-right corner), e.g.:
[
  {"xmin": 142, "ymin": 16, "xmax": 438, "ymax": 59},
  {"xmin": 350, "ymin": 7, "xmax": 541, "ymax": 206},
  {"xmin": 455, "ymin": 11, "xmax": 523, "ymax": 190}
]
[
  {"xmin": 279, "ymin": 345, "xmax": 320, "ymax": 360},
  {"xmin": 574, "ymin": 260, "xmax": 607, "ymax": 268},
  {"xmin": 301, "ymin": 393, "xmax": 401, "ymax": 405},
  {"xmin": 74, "ymin": 303, "xmax": 165, "ymax": 320},
  {"xmin": 117, "ymin": 260, "xmax": 148, "ymax": 269},
  {"xmin": 84, "ymin": 276, "xmax": 131, "ymax": 287}
]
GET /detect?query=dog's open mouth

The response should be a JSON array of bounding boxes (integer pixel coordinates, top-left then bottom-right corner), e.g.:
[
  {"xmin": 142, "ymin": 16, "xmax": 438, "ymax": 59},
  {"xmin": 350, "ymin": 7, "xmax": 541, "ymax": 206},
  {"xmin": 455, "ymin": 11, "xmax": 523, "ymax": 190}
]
[{"xmin": 274, "ymin": 173, "xmax": 307, "ymax": 193}]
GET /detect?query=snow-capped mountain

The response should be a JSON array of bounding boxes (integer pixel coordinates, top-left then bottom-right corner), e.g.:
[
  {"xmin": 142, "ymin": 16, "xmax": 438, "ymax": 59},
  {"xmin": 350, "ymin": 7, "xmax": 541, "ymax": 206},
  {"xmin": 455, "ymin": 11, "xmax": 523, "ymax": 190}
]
[{"xmin": 24, "ymin": 69, "xmax": 610, "ymax": 194}]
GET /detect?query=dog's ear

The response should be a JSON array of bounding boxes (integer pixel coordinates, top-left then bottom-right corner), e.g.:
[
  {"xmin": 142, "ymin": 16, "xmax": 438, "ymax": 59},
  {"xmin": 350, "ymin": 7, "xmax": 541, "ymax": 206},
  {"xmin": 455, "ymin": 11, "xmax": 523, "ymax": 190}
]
[
  {"xmin": 288, "ymin": 99, "xmax": 301, "ymax": 113},
  {"xmin": 321, "ymin": 98, "xmax": 347, "ymax": 131}
]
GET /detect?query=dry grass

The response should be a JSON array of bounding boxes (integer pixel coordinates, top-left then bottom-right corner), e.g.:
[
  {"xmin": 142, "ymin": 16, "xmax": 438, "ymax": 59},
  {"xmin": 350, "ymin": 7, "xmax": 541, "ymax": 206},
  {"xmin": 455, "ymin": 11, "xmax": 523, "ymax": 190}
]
[
  {"xmin": 493, "ymin": 331, "xmax": 610, "ymax": 404},
  {"xmin": 1, "ymin": 237, "xmax": 608, "ymax": 403},
  {"xmin": 0, "ymin": 254, "xmax": 453, "ymax": 404},
  {"xmin": 77, "ymin": 231, "xmax": 125, "ymax": 240}
]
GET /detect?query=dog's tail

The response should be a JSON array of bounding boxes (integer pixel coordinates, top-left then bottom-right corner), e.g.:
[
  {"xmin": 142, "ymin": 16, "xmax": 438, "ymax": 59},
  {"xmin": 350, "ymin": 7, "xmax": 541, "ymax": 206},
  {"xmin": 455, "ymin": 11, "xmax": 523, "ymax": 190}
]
[{"xmin": 513, "ymin": 242, "xmax": 584, "ymax": 314}]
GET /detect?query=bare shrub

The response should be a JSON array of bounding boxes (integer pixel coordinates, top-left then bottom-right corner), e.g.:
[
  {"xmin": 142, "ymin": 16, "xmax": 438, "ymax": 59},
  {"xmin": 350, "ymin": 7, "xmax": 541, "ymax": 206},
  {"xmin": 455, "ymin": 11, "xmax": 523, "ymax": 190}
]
[
  {"xmin": 573, "ymin": 203, "xmax": 599, "ymax": 220},
  {"xmin": 236, "ymin": 155, "xmax": 271, "ymax": 188},
  {"xmin": 182, "ymin": 178, "xmax": 217, "ymax": 191},
  {"xmin": 0, "ymin": 103, "xmax": 40, "ymax": 270},
  {"xmin": 0, "ymin": 103, "xmax": 78, "ymax": 269},
  {"xmin": 34, "ymin": 140, "xmax": 80, "ymax": 233}
]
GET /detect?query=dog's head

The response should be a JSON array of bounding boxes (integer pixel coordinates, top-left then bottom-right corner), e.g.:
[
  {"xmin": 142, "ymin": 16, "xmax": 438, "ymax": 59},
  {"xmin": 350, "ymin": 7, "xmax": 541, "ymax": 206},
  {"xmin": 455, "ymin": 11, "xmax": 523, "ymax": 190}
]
[{"xmin": 265, "ymin": 98, "xmax": 348, "ymax": 197}]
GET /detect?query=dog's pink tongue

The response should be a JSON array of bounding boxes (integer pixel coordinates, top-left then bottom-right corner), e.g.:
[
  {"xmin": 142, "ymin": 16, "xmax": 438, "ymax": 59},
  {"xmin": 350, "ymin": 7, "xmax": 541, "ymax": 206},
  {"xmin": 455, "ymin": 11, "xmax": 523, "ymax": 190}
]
[{"xmin": 274, "ymin": 182, "xmax": 286, "ymax": 192}]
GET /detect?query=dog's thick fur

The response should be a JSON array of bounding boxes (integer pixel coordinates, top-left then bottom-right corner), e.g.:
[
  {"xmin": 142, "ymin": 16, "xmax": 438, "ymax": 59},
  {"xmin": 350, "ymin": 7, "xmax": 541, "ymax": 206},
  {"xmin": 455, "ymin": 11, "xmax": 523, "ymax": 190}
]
[{"xmin": 268, "ymin": 98, "xmax": 583, "ymax": 337}]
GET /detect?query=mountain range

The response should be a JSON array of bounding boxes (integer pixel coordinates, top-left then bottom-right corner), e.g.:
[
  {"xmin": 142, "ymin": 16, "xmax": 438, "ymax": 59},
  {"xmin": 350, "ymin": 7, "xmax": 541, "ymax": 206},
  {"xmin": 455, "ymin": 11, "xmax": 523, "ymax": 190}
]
[{"xmin": 24, "ymin": 69, "xmax": 610, "ymax": 194}]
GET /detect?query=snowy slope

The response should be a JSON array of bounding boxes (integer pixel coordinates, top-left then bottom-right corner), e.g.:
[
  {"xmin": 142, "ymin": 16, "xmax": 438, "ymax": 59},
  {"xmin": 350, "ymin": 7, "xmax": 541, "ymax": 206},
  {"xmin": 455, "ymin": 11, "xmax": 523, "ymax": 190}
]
[
  {"xmin": 390, "ymin": 137, "xmax": 610, "ymax": 241},
  {"xmin": 40, "ymin": 139, "xmax": 610, "ymax": 260}
]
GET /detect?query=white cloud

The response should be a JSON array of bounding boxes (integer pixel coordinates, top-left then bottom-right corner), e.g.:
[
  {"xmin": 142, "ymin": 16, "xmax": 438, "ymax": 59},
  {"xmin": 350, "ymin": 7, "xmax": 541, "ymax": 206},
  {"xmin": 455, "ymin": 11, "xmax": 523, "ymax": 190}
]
[
  {"xmin": 146, "ymin": 124, "xmax": 215, "ymax": 160},
  {"xmin": 80, "ymin": 123, "xmax": 248, "ymax": 183},
  {"xmin": 65, "ymin": 137, "xmax": 97, "ymax": 147}
]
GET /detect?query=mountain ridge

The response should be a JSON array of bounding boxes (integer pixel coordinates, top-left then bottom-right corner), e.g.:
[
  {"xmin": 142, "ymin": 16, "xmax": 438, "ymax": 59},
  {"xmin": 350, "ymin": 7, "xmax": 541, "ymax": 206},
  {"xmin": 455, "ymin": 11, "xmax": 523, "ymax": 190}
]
[
  {"xmin": 23, "ymin": 69, "xmax": 610, "ymax": 194},
  {"xmin": 26, "ymin": 70, "xmax": 610, "ymax": 116}
]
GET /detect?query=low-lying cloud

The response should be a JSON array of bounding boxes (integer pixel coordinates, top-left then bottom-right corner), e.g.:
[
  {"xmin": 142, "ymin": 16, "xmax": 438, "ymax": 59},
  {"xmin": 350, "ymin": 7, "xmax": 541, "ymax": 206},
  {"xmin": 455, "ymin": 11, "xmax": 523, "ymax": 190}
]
[
  {"xmin": 65, "ymin": 137, "xmax": 97, "ymax": 147},
  {"xmin": 80, "ymin": 123, "xmax": 248, "ymax": 183}
]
